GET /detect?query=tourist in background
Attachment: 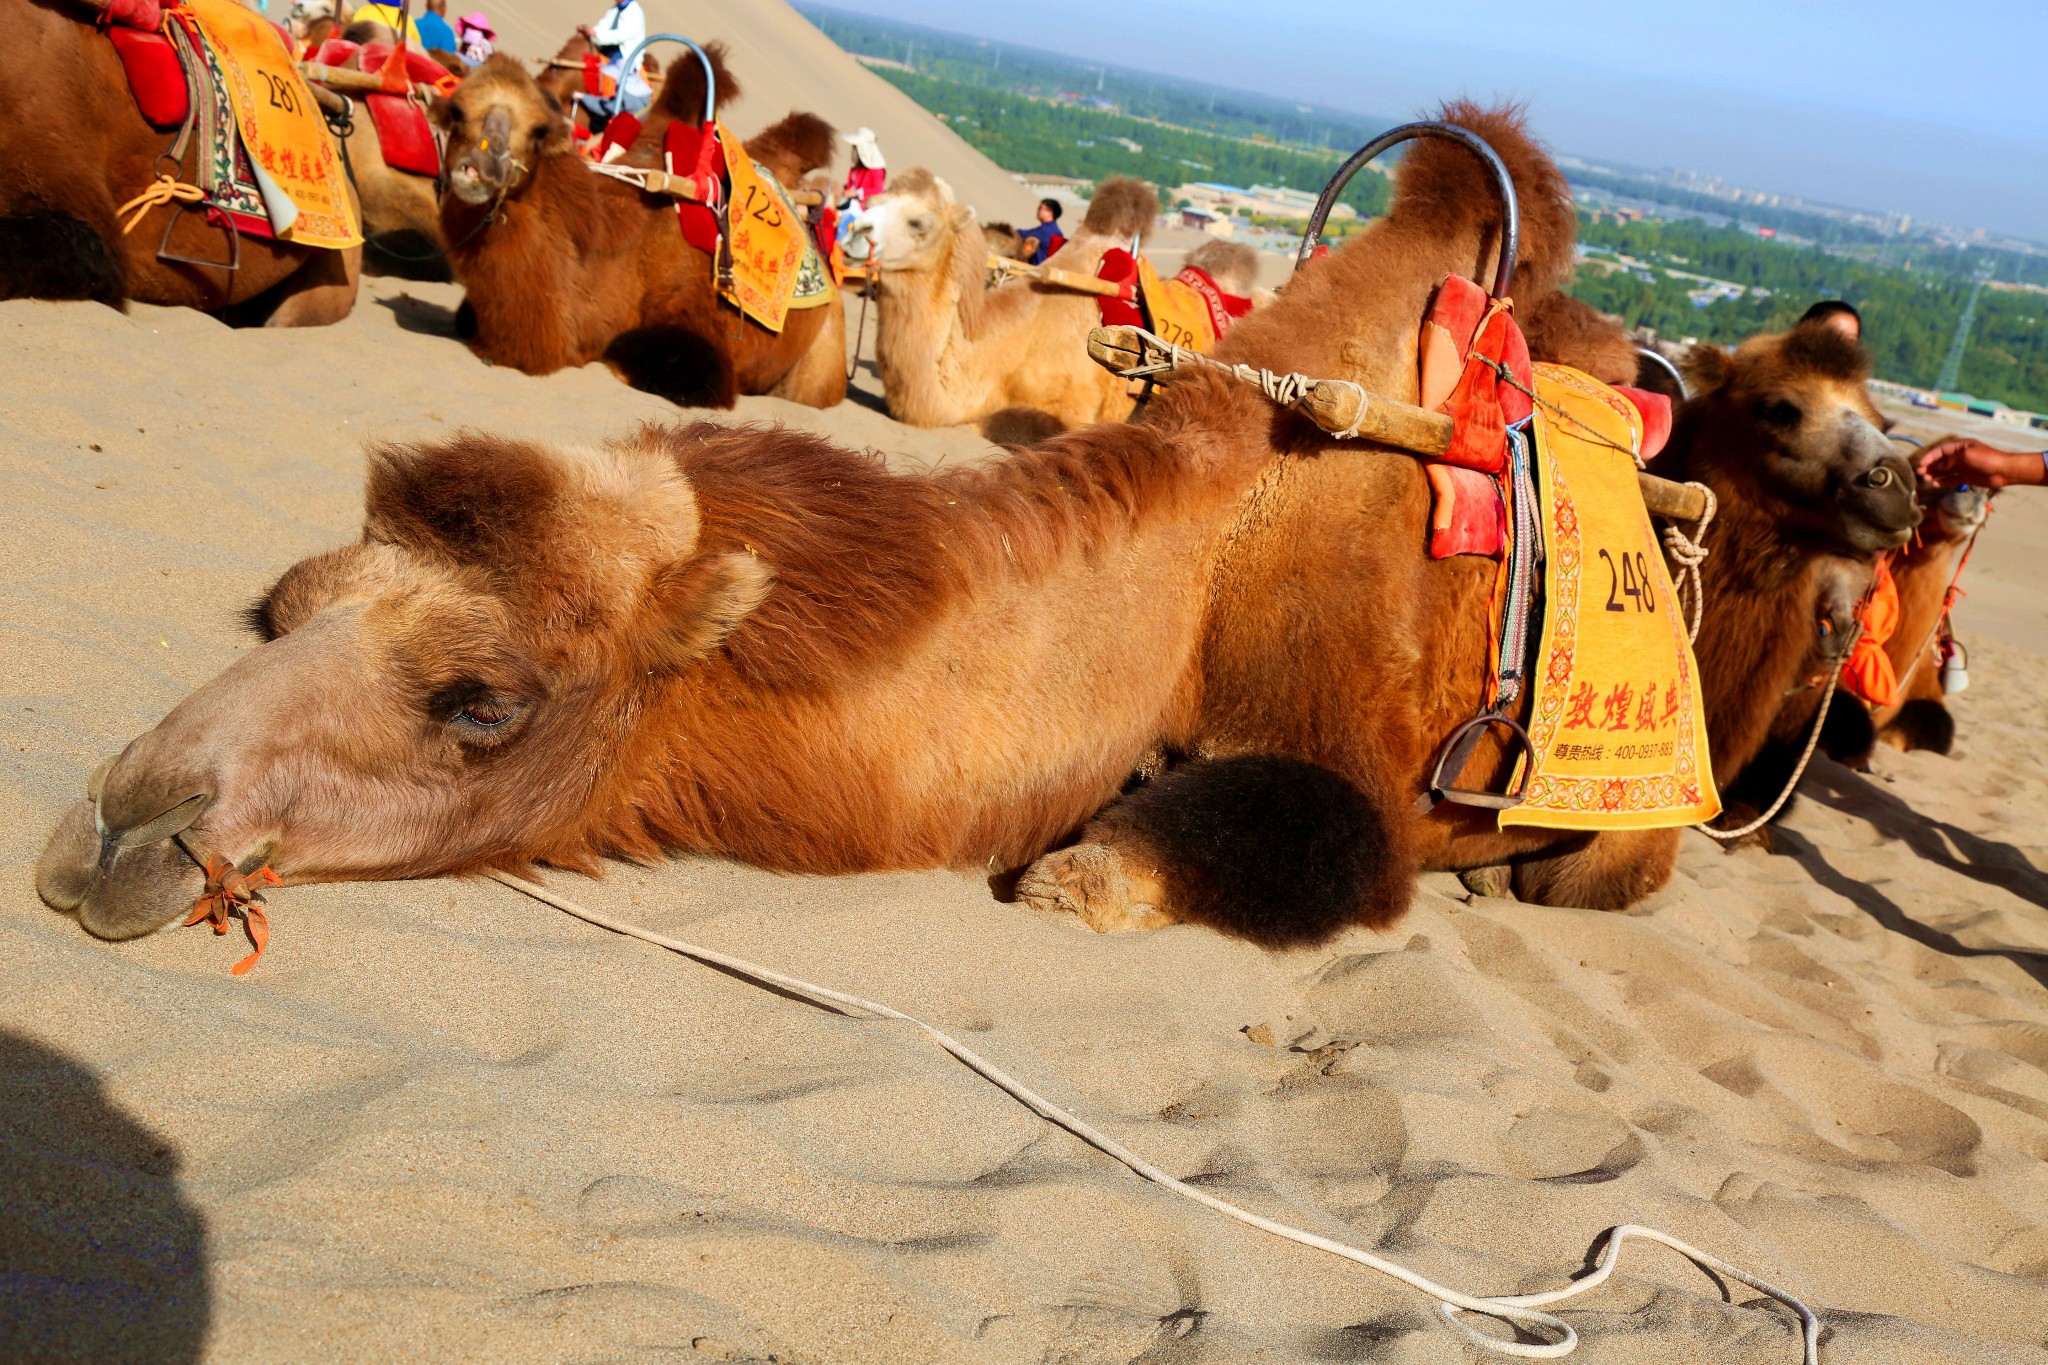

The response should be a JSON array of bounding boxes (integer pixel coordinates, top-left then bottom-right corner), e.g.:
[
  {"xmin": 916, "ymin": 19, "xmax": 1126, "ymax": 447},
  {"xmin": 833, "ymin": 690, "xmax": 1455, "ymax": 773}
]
[{"xmin": 1019, "ymin": 199, "xmax": 1065, "ymax": 264}]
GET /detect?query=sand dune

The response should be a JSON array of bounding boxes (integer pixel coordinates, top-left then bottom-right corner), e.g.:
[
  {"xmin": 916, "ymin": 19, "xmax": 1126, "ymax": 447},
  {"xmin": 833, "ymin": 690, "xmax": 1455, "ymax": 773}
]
[
  {"xmin": 4, "ymin": 274, "xmax": 2048, "ymax": 1362},
  {"xmin": 481, "ymin": 0, "xmax": 1041, "ymax": 222}
]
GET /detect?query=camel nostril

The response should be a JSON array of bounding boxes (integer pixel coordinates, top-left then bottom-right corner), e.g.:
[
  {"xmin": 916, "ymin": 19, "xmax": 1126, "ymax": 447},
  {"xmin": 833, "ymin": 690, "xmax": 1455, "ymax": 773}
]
[
  {"xmin": 98, "ymin": 789, "xmax": 213, "ymax": 850},
  {"xmin": 1865, "ymin": 466, "xmax": 1895, "ymax": 489}
]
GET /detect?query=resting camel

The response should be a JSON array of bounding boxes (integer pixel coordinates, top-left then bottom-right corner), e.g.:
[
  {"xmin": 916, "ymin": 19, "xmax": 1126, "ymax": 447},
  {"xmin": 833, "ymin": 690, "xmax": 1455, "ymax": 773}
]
[
  {"xmin": 303, "ymin": 47, "xmax": 449, "ymax": 278},
  {"xmin": 1730, "ymin": 472, "xmax": 1990, "ymax": 825},
  {"xmin": 439, "ymin": 51, "xmax": 846, "ymax": 408},
  {"xmin": 37, "ymin": 106, "xmax": 1919, "ymax": 950},
  {"xmin": 0, "ymin": 0, "xmax": 360, "ymax": 323},
  {"xmin": 856, "ymin": 172, "xmax": 1162, "ymax": 432}
]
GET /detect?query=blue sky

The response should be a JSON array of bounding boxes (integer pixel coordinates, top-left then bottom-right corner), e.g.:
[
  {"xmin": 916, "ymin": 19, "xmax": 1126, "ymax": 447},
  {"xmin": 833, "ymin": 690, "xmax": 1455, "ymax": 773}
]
[{"xmin": 816, "ymin": 0, "xmax": 2048, "ymax": 240}]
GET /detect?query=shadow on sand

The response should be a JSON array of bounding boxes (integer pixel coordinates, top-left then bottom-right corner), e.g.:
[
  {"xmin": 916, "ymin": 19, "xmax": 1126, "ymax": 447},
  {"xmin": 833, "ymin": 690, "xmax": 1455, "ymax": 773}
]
[
  {"xmin": 1772, "ymin": 760, "xmax": 2048, "ymax": 990},
  {"xmin": 0, "ymin": 1029, "xmax": 209, "ymax": 1363}
]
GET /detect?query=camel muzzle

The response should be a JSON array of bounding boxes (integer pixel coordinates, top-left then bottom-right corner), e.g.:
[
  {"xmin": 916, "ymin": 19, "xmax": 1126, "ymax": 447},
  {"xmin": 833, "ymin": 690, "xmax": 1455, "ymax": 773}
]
[{"xmin": 37, "ymin": 750, "xmax": 232, "ymax": 940}]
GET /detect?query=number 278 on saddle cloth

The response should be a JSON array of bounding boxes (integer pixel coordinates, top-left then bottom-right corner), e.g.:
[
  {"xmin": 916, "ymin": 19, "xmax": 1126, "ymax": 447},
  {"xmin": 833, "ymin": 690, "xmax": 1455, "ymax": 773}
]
[{"xmin": 1499, "ymin": 364, "xmax": 1722, "ymax": 832}]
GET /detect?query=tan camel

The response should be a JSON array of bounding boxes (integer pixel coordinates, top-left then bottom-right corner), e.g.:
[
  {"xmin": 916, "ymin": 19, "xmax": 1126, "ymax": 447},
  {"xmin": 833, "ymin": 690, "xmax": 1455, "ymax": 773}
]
[
  {"xmin": 39, "ymin": 107, "xmax": 1919, "ymax": 951},
  {"xmin": 856, "ymin": 173, "xmax": 1161, "ymax": 431}
]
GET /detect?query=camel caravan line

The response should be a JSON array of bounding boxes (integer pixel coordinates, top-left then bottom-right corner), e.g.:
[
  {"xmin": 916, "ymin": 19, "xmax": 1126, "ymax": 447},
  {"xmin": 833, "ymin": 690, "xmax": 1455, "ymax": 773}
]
[{"xmin": 38, "ymin": 96, "xmax": 1925, "ymax": 962}]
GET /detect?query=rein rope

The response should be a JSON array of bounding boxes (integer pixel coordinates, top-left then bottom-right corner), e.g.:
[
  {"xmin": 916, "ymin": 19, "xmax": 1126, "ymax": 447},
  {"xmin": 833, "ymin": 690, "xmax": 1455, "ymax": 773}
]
[
  {"xmin": 483, "ymin": 868, "xmax": 1821, "ymax": 1363},
  {"xmin": 1694, "ymin": 667, "xmax": 1840, "ymax": 844}
]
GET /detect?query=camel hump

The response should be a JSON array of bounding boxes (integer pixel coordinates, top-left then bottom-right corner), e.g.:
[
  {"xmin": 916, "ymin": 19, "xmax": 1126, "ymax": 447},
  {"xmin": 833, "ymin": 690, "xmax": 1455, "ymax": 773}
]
[
  {"xmin": 744, "ymin": 112, "xmax": 837, "ymax": 188},
  {"xmin": 1520, "ymin": 293, "xmax": 1638, "ymax": 386},
  {"xmin": 1182, "ymin": 239, "xmax": 1259, "ymax": 297},
  {"xmin": 1081, "ymin": 177, "xmax": 1160, "ymax": 243},
  {"xmin": 1402, "ymin": 100, "xmax": 1576, "ymax": 299}
]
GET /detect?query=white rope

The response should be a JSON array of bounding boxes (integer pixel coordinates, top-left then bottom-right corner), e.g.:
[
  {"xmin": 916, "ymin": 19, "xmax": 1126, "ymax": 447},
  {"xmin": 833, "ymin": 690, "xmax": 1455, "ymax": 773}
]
[
  {"xmin": 1658, "ymin": 482, "xmax": 1716, "ymax": 646},
  {"xmin": 484, "ymin": 869, "xmax": 1819, "ymax": 1361},
  {"xmin": 1695, "ymin": 666, "xmax": 1839, "ymax": 843}
]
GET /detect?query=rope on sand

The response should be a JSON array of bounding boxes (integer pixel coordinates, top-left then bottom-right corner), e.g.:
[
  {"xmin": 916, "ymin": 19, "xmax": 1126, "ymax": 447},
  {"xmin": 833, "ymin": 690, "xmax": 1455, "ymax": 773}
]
[{"xmin": 485, "ymin": 869, "xmax": 1821, "ymax": 1361}]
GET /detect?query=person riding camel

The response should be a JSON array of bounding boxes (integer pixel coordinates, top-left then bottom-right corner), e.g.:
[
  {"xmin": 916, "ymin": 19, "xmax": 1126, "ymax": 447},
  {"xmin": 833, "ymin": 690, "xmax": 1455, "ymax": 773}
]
[
  {"xmin": 454, "ymin": 10, "xmax": 494, "ymax": 63},
  {"xmin": 577, "ymin": 0, "xmax": 651, "ymax": 120},
  {"xmin": 1018, "ymin": 198, "xmax": 1065, "ymax": 264},
  {"xmin": 841, "ymin": 126, "xmax": 886, "ymax": 208}
]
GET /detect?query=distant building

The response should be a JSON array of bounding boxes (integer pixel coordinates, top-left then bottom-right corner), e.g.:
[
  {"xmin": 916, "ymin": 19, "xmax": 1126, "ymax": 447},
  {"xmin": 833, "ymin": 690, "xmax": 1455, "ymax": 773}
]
[
  {"xmin": 1177, "ymin": 206, "xmax": 1235, "ymax": 237},
  {"xmin": 1172, "ymin": 181, "xmax": 1350, "ymax": 221}
]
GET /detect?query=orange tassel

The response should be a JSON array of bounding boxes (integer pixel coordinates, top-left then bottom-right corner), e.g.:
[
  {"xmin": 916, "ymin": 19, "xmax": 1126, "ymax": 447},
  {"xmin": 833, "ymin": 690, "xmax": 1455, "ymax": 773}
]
[{"xmin": 184, "ymin": 854, "xmax": 282, "ymax": 975}]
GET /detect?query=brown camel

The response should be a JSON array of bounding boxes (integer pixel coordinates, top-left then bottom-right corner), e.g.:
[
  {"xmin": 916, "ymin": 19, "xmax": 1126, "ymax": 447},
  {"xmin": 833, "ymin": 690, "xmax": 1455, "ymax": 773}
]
[
  {"xmin": 1736, "ymin": 472, "xmax": 1990, "ymax": 818},
  {"xmin": 1869, "ymin": 483, "xmax": 1989, "ymax": 752},
  {"xmin": 0, "ymin": 0, "xmax": 360, "ymax": 324},
  {"xmin": 439, "ymin": 51, "xmax": 846, "ymax": 409},
  {"xmin": 856, "ymin": 172, "xmax": 1161, "ymax": 431},
  {"xmin": 37, "ymin": 106, "xmax": 1919, "ymax": 951}
]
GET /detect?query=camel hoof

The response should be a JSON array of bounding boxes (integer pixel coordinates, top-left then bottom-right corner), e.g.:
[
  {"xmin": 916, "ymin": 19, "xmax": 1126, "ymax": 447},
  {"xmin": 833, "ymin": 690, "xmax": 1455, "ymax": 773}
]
[
  {"xmin": 1458, "ymin": 865, "xmax": 1514, "ymax": 900},
  {"xmin": 1016, "ymin": 843, "xmax": 1167, "ymax": 934}
]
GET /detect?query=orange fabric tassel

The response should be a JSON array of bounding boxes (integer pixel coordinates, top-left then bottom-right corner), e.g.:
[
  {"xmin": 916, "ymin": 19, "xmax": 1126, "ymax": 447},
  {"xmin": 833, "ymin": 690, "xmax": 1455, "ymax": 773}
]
[
  {"xmin": 1842, "ymin": 559, "xmax": 1901, "ymax": 708},
  {"xmin": 184, "ymin": 854, "xmax": 281, "ymax": 975}
]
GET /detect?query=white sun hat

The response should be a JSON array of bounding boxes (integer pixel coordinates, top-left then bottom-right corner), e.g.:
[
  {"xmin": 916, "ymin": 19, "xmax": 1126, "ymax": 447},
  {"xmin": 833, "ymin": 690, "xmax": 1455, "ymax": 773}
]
[{"xmin": 841, "ymin": 126, "xmax": 885, "ymax": 170}]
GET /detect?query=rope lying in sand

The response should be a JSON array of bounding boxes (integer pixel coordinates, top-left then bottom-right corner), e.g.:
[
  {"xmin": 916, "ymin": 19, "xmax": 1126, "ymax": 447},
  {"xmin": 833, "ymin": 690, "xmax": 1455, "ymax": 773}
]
[{"xmin": 485, "ymin": 869, "xmax": 1821, "ymax": 1361}]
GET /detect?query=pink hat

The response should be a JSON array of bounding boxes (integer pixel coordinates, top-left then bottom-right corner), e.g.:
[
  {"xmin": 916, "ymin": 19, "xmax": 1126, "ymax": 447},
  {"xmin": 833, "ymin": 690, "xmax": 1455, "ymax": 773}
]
[{"xmin": 456, "ymin": 11, "xmax": 493, "ymax": 34}]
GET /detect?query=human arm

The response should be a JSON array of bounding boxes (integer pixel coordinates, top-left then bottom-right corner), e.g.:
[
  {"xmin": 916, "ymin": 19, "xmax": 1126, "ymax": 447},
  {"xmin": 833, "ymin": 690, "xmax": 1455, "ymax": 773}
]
[{"xmin": 1916, "ymin": 436, "xmax": 2048, "ymax": 488}]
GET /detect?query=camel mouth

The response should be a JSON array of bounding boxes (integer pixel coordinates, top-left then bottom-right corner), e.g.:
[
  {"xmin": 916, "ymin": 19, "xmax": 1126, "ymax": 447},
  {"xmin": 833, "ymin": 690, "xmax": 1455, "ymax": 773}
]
[
  {"xmin": 448, "ymin": 159, "xmax": 502, "ymax": 205},
  {"xmin": 37, "ymin": 798, "xmax": 215, "ymax": 940}
]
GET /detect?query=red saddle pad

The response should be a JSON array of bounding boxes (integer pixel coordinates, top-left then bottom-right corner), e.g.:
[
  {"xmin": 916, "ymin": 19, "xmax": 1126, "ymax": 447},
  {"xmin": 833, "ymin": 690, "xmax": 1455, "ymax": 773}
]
[{"xmin": 107, "ymin": 27, "xmax": 190, "ymax": 129}]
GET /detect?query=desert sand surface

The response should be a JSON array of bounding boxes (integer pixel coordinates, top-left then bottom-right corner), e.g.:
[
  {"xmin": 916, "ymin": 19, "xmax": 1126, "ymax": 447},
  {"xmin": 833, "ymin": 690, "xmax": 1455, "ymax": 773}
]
[
  {"xmin": 6, "ymin": 3, "xmax": 2048, "ymax": 1355},
  {"xmin": 6, "ymin": 266, "xmax": 2048, "ymax": 1363}
]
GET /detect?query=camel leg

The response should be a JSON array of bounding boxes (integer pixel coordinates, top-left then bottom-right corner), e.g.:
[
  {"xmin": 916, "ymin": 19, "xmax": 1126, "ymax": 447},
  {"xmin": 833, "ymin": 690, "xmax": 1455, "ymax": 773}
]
[
  {"xmin": 767, "ymin": 299, "xmax": 848, "ymax": 409},
  {"xmin": 1015, "ymin": 755, "xmax": 1412, "ymax": 947},
  {"xmin": 255, "ymin": 244, "xmax": 361, "ymax": 328},
  {"xmin": 1509, "ymin": 826, "xmax": 1679, "ymax": 910}
]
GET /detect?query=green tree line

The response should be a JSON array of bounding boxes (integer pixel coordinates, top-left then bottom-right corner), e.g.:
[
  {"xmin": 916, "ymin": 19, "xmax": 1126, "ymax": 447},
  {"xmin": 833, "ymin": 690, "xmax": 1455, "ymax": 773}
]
[
  {"xmin": 1570, "ymin": 216, "xmax": 2048, "ymax": 410},
  {"xmin": 866, "ymin": 68, "xmax": 1391, "ymax": 221}
]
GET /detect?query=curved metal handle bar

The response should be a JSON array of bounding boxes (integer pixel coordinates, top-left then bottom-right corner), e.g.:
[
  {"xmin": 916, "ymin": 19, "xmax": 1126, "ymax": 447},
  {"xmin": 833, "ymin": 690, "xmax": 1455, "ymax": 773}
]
[
  {"xmin": 1636, "ymin": 345, "xmax": 1688, "ymax": 400},
  {"xmin": 608, "ymin": 33, "xmax": 715, "ymax": 123},
  {"xmin": 1294, "ymin": 121, "xmax": 1519, "ymax": 299}
]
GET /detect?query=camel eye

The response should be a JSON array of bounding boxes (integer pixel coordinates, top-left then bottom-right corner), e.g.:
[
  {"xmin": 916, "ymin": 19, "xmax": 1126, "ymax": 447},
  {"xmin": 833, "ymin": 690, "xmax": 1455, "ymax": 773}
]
[
  {"xmin": 445, "ymin": 104, "xmax": 465, "ymax": 124},
  {"xmin": 531, "ymin": 123, "xmax": 552, "ymax": 143},
  {"xmin": 1759, "ymin": 398, "xmax": 1802, "ymax": 427},
  {"xmin": 432, "ymin": 682, "xmax": 526, "ymax": 741},
  {"xmin": 457, "ymin": 702, "xmax": 514, "ymax": 727},
  {"xmin": 907, "ymin": 215, "xmax": 932, "ymax": 234}
]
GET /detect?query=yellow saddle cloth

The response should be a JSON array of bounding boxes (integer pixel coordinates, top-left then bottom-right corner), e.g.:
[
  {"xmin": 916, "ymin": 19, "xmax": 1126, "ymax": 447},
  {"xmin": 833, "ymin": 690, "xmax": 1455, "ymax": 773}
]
[
  {"xmin": 1500, "ymin": 364, "xmax": 1721, "ymax": 830},
  {"xmin": 1137, "ymin": 258, "xmax": 1218, "ymax": 353},
  {"xmin": 177, "ymin": 0, "xmax": 360, "ymax": 250},
  {"xmin": 718, "ymin": 126, "xmax": 833, "ymax": 332}
]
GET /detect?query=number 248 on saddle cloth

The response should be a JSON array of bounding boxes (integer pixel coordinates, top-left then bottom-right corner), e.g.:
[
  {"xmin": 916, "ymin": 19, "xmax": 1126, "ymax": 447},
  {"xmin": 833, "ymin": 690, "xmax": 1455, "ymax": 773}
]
[{"xmin": 1501, "ymin": 364, "xmax": 1721, "ymax": 831}]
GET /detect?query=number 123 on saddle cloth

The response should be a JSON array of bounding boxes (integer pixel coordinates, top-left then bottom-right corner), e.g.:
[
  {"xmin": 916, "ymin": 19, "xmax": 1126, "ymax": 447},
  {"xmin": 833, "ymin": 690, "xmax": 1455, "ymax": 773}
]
[{"xmin": 1501, "ymin": 364, "xmax": 1721, "ymax": 830}]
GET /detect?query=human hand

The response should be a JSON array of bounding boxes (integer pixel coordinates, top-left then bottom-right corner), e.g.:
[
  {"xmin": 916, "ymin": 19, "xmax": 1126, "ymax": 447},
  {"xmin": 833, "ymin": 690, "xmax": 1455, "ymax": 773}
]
[{"xmin": 1916, "ymin": 436, "xmax": 2045, "ymax": 488}]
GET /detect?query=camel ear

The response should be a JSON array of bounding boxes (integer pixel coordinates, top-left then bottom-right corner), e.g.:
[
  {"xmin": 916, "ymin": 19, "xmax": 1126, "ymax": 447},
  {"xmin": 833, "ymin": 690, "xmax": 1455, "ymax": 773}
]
[
  {"xmin": 642, "ymin": 553, "xmax": 775, "ymax": 673},
  {"xmin": 1681, "ymin": 344, "xmax": 1733, "ymax": 396}
]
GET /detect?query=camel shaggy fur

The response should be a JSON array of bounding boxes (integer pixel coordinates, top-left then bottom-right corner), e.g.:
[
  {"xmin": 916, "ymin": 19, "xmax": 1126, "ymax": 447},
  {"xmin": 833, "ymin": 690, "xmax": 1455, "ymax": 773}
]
[
  {"xmin": 857, "ymin": 173, "xmax": 1161, "ymax": 432},
  {"xmin": 39, "ymin": 107, "xmax": 1918, "ymax": 950},
  {"xmin": 439, "ymin": 51, "xmax": 845, "ymax": 409},
  {"xmin": 0, "ymin": 0, "xmax": 360, "ymax": 324}
]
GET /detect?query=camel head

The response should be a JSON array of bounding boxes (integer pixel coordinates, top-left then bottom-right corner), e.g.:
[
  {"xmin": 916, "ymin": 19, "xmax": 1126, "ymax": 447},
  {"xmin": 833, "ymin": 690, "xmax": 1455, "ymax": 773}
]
[
  {"xmin": 853, "ymin": 169, "xmax": 969, "ymax": 274},
  {"xmin": 37, "ymin": 431, "xmax": 775, "ymax": 941},
  {"xmin": 438, "ymin": 55, "xmax": 573, "ymax": 205},
  {"xmin": 1674, "ymin": 322, "xmax": 1920, "ymax": 554}
]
